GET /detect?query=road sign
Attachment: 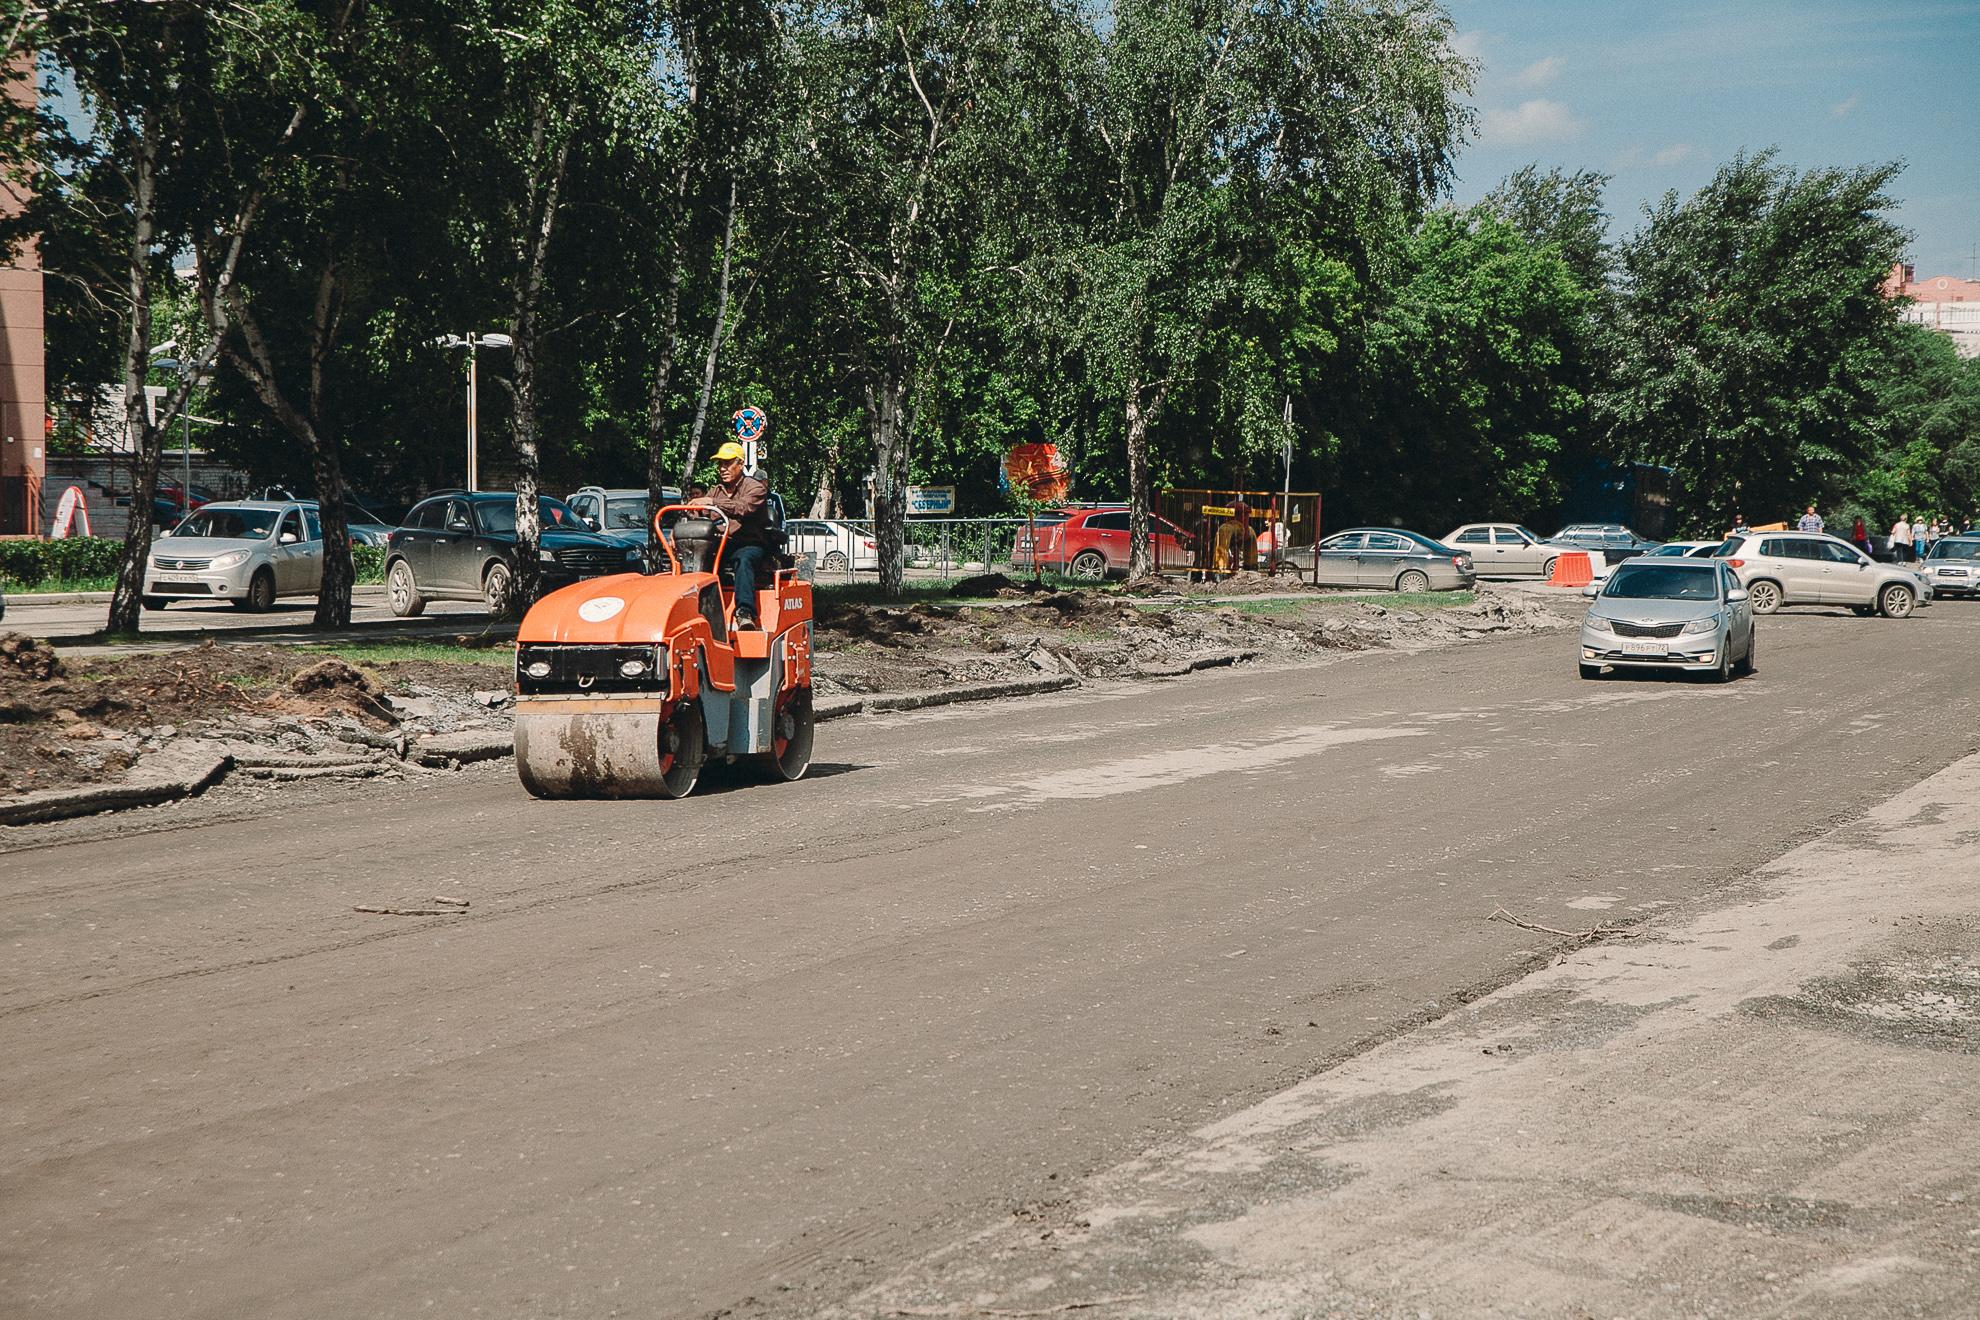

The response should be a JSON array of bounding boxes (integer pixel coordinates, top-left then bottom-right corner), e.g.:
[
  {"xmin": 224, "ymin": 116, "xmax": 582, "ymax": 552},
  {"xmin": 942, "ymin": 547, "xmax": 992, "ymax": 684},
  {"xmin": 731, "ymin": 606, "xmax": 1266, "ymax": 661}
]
[{"xmin": 907, "ymin": 485, "xmax": 956, "ymax": 515}]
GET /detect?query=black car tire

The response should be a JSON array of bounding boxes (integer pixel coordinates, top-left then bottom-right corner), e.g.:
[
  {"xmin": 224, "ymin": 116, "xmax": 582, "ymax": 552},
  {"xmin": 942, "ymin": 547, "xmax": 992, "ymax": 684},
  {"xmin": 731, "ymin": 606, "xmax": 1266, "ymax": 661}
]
[
  {"xmin": 1747, "ymin": 579, "xmax": 1783, "ymax": 614},
  {"xmin": 1710, "ymin": 643, "xmax": 1734, "ymax": 683},
  {"xmin": 1735, "ymin": 630, "xmax": 1756, "ymax": 676},
  {"xmin": 1578, "ymin": 662, "xmax": 1603, "ymax": 680},
  {"xmin": 238, "ymin": 569, "xmax": 276, "ymax": 613},
  {"xmin": 483, "ymin": 561, "xmax": 516, "ymax": 618},
  {"xmin": 1396, "ymin": 569, "xmax": 1430, "ymax": 593},
  {"xmin": 387, "ymin": 559, "xmax": 426, "ymax": 617},
  {"xmin": 1068, "ymin": 550, "xmax": 1108, "ymax": 582},
  {"xmin": 1879, "ymin": 583, "xmax": 1914, "ymax": 618}
]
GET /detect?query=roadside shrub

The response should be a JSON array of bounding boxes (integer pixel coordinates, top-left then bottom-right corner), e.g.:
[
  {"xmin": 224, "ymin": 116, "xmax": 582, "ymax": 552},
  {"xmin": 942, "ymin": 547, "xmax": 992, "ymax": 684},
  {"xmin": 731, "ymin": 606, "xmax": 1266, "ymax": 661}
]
[
  {"xmin": 0, "ymin": 537, "xmax": 124, "ymax": 588},
  {"xmin": 352, "ymin": 544, "xmax": 386, "ymax": 585}
]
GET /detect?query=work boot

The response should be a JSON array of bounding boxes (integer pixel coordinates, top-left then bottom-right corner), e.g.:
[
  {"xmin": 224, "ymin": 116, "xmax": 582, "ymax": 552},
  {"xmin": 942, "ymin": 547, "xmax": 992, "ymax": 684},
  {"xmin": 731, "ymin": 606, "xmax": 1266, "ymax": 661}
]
[{"xmin": 734, "ymin": 608, "xmax": 758, "ymax": 630}]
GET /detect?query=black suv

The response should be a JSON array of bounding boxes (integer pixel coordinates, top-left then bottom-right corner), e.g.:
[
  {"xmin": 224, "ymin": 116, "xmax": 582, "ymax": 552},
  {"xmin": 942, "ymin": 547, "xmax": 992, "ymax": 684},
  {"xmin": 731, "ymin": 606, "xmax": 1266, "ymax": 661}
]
[{"xmin": 384, "ymin": 492, "xmax": 641, "ymax": 617}]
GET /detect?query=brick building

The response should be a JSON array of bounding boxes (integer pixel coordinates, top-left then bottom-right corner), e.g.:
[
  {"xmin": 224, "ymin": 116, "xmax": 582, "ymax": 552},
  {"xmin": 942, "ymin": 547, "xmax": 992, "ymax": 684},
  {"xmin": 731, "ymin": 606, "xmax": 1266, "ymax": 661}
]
[
  {"xmin": 2, "ymin": 54, "xmax": 46, "ymax": 535},
  {"xmin": 1883, "ymin": 263, "xmax": 1980, "ymax": 359}
]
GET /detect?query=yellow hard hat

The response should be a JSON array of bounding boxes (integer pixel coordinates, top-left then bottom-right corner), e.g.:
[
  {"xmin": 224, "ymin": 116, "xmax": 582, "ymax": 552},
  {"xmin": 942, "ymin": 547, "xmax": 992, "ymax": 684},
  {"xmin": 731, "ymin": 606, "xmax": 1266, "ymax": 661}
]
[{"xmin": 713, "ymin": 441, "xmax": 746, "ymax": 463}]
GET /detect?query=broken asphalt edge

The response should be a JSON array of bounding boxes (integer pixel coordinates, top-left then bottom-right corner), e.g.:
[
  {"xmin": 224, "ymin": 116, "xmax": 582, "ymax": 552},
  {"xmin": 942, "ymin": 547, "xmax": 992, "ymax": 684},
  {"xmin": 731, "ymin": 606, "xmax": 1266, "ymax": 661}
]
[{"xmin": 6, "ymin": 662, "xmax": 1259, "ymax": 827}]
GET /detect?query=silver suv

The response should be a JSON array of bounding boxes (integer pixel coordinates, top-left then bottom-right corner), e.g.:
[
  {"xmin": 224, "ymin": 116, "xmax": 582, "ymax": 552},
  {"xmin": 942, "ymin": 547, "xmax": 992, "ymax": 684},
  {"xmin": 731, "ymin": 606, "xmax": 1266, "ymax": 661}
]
[{"xmin": 1716, "ymin": 531, "xmax": 1931, "ymax": 618}]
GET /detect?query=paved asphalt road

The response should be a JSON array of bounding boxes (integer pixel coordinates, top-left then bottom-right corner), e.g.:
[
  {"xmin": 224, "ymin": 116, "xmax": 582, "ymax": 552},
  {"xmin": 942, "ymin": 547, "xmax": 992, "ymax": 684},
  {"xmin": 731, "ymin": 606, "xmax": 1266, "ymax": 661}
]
[
  {"xmin": 3, "ymin": 584, "xmax": 491, "ymax": 642},
  {"xmin": 3, "ymin": 605, "xmax": 1977, "ymax": 1319}
]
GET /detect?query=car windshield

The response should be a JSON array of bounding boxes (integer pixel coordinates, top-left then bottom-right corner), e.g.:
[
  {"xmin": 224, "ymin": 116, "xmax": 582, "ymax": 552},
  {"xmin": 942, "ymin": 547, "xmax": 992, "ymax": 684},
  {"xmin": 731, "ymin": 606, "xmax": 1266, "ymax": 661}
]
[
  {"xmin": 1709, "ymin": 537, "xmax": 1742, "ymax": 556},
  {"xmin": 171, "ymin": 507, "xmax": 279, "ymax": 539},
  {"xmin": 603, "ymin": 497, "xmax": 651, "ymax": 531},
  {"xmin": 476, "ymin": 497, "xmax": 588, "ymax": 536},
  {"xmin": 1929, "ymin": 540, "xmax": 1980, "ymax": 560},
  {"xmin": 1602, "ymin": 564, "xmax": 1720, "ymax": 600}
]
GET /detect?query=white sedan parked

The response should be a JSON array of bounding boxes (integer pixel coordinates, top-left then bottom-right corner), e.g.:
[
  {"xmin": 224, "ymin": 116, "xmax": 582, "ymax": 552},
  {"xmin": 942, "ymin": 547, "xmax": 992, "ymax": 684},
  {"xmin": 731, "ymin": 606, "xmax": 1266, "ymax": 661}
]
[
  {"xmin": 787, "ymin": 518, "xmax": 877, "ymax": 573},
  {"xmin": 144, "ymin": 501, "xmax": 322, "ymax": 611}
]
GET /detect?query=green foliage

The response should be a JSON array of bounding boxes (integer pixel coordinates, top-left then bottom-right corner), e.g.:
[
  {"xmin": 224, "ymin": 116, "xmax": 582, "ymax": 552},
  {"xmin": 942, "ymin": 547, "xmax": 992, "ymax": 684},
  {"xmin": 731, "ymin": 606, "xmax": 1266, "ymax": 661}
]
[
  {"xmin": 1598, "ymin": 151, "xmax": 1908, "ymax": 528},
  {"xmin": 352, "ymin": 545, "xmax": 386, "ymax": 585},
  {"xmin": 0, "ymin": 538, "xmax": 125, "ymax": 589}
]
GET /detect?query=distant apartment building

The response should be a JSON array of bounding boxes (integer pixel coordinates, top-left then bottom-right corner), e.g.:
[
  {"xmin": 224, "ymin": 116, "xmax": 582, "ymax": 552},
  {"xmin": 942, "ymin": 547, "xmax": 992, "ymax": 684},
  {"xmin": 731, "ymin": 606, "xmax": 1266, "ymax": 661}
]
[
  {"xmin": 1, "ymin": 54, "xmax": 47, "ymax": 535},
  {"xmin": 1883, "ymin": 263, "xmax": 1980, "ymax": 359}
]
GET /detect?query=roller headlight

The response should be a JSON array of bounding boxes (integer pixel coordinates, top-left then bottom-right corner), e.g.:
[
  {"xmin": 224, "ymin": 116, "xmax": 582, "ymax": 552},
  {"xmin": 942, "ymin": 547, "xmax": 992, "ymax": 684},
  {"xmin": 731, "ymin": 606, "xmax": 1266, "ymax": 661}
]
[
  {"xmin": 210, "ymin": 550, "xmax": 250, "ymax": 569},
  {"xmin": 618, "ymin": 658, "xmax": 649, "ymax": 678},
  {"xmin": 524, "ymin": 660, "xmax": 551, "ymax": 679}
]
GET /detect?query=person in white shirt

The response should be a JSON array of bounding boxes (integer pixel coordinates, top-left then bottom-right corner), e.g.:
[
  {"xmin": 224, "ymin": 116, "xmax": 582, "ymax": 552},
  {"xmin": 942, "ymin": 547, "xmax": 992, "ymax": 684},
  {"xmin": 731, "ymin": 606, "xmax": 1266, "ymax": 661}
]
[{"xmin": 1889, "ymin": 515, "xmax": 1911, "ymax": 562}]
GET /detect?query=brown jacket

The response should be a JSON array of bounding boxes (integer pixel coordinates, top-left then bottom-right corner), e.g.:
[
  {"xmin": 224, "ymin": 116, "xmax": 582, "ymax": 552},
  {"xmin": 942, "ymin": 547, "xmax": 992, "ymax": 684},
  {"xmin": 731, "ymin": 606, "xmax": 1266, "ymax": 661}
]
[{"xmin": 707, "ymin": 473, "xmax": 772, "ymax": 547}]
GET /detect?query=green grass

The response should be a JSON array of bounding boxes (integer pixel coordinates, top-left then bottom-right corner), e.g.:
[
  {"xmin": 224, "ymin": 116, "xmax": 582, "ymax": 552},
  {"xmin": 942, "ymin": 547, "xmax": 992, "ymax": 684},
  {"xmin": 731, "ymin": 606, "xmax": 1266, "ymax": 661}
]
[
  {"xmin": 295, "ymin": 641, "xmax": 512, "ymax": 667},
  {"xmin": 1, "ymin": 574, "xmax": 119, "ymax": 594}
]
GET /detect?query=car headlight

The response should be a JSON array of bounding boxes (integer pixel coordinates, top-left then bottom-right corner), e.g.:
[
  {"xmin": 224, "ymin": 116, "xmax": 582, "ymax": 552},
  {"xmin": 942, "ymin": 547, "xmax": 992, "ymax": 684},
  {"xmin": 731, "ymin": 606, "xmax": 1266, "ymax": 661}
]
[
  {"xmin": 626, "ymin": 548, "xmax": 643, "ymax": 561},
  {"xmin": 1583, "ymin": 615, "xmax": 1613, "ymax": 632},
  {"xmin": 1680, "ymin": 616, "xmax": 1719, "ymax": 635},
  {"xmin": 210, "ymin": 550, "xmax": 250, "ymax": 569},
  {"xmin": 539, "ymin": 548, "xmax": 557, "ymax": 562}
]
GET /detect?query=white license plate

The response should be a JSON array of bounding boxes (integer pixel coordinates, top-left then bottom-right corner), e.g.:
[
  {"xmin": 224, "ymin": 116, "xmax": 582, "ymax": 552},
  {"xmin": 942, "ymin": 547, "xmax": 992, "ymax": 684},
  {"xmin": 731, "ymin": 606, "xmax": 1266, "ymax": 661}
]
[
  {"xmin": 1622, "ymin": 640, "xmax": 1666, "ymax": 655},
  {"xmin": 156, "ymin": 573, "xmax": 200, "ymax": 584}
]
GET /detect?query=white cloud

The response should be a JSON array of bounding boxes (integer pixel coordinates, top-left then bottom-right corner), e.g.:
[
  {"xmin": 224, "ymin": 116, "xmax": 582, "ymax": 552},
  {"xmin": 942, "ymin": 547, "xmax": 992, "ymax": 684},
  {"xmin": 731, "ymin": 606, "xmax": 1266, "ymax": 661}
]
[
  {"xmin": 1653, "ymin": 143, "xmax": 1694, "ymax": 166},
  {"xmin": 1451, "ymin": 29, "xmax": 1492, "ymax": 63},
  {"xmin": 1511, "ymin": 55, "xmax": 1565, "ymax": 89},
  {"xmin": 1831, "ymin": 94, "xmax": 1860, "ymax": 118},
  {"xmin": 1479, "ymin": 98, "xmax": 1586, "ymax": 146}
]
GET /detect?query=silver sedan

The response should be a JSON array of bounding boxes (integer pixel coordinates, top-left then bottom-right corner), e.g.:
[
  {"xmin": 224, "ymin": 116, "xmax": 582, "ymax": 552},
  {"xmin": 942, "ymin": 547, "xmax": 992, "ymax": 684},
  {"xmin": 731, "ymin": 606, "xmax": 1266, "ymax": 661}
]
[
  {"xmin": 1579, "ymin": 557, "xmax": 1755, "ymax": 682},
  {"xmin": 144, "ymin": 501, "xmax": 323, "ymax": 612},
  {"xmin": 1442, "ymin": 523, "xmax": 1559, "ymax": 577},
  {"xmin": 1311, "ymin": 528, "xmax": 1476, "ymax": 591}
]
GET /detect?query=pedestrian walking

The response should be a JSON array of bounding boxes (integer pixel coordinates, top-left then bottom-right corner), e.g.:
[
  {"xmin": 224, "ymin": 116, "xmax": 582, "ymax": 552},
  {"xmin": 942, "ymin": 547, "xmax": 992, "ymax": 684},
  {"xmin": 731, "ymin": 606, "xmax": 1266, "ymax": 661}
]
[
  {"xmin": 1852, "ymin": 516, "xmax": 1869, "ymax": 556},
  {"xmin": 1914, "ymin": 514, "xmax": 1931, "ymax": 559},
  {"xmin": 1796, "ymin": 505, "xmax": 1824, "ymax": 533},
  {"xmin": 1889, "ymin": 514, "xmax": 1911, "ymax": 562}
]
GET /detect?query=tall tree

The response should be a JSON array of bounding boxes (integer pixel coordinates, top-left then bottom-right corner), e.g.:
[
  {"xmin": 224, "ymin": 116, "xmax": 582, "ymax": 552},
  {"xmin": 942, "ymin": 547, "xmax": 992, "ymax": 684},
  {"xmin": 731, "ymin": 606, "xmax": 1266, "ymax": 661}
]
[
  {"xmin": 1481, "ymin": 164, "xmax": 1612, "ymax": 290},
  {"xmin": 1599, "ymin": 150, "xmax": 1908, "ymax": 527},
  {"xmin": 1067, "ymin": 0, "xmax": 1471, "ymax": 575}
]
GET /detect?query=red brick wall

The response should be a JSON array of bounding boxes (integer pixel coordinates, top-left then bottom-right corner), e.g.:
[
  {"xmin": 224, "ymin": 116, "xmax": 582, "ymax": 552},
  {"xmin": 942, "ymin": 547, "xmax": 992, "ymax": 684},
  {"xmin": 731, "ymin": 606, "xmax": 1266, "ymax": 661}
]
[{"xmin": 1, "ymin": 53, "xmax": 47, "ymax": 534}]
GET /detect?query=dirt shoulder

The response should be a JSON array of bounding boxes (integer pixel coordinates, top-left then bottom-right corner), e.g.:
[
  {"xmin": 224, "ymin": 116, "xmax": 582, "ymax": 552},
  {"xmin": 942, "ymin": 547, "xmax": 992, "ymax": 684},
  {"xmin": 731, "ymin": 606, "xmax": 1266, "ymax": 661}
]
[{"xmin": 0, "ymin": 580, "xmax": 1579, "ymax": 803}]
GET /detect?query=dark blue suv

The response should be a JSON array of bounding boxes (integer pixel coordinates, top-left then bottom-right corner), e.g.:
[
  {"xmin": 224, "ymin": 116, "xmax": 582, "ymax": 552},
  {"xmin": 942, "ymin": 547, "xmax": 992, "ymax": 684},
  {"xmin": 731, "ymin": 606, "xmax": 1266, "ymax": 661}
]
[{"xmin": 384, "ymin": 491, "xmax": 641, "ymax": 617}]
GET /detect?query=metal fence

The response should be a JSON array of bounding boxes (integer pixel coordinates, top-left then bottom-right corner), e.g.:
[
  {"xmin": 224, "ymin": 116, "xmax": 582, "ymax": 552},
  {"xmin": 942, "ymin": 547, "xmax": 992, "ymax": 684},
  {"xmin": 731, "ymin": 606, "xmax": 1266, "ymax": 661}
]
[
  {"xmin": 796, "ymin": 517, "xmax": 1037, "ymax": 584},
  {"xmin": 1154, "ymin": 489, "xmax": 1322, "ymax": 579}
]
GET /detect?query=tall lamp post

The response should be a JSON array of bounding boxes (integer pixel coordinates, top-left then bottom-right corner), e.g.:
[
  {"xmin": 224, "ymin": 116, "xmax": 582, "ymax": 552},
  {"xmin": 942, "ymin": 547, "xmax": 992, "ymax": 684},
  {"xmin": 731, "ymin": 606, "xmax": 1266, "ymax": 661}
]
[
  {"xmin": 149, "ymin": 341, "xmax": 206, "ymax": 520},
  {"xmin": 429, "ymin": 332, "xmax": 513, "ymax": 491}
]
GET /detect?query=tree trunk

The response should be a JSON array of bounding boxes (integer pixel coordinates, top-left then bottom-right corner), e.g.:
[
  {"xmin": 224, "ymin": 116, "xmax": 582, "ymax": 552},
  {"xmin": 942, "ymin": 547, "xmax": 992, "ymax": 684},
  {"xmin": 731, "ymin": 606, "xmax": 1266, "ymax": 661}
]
[
  {"xmin": 678, "ymin": 177, "xmax": 739, "ymax": 488},
  {"xmin": 305, "ymin": 256, "xmax": 353, "ymax": 627},
  {"xmin": 506, "ymin": 115, "xmax": 571, "ymax": 617},
  {"xmin": 108, "ymin": 110, "xmax": 163, "ymax": 636},
  {"xmin": 866, "ymin": 374, "xmax": 908, "ymax": 595},
  {"xmin": 1124, "ymin": 379, "xmax": 1161, "ymax": 578},
  {"xmin": 807, "ymin": 438, "xmax": 839, "ymax": 518},
  {"xmin": 645, "ymin": 157, "xmax": 692, "ymax": 545}
]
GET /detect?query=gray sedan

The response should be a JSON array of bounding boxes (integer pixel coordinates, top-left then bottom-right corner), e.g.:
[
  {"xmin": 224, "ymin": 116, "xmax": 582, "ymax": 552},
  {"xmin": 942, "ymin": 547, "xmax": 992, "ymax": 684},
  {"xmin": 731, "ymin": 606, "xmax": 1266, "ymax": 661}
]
[
  {"xmin": 1311, "ymin": 528, "xmax": 1476, "ymax": 592},
  {"xmin": 1442, "ymin": 523, "xmax": 1559, "ymax": 577},
  {"xmin": 1579, "ymin": 557, "xmax": 1755, "ymax": 682}
]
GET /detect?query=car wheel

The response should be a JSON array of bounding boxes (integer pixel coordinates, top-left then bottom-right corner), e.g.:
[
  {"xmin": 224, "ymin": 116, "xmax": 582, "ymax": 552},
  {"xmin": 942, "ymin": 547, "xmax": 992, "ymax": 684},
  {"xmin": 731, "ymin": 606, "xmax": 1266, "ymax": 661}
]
[
  {"xmin": 240, "ymin": 569, "xmax": 275, "ymax": 613},
  {"xmin": 483, "ymin": 562, "xmax": 520, "ymax": 619},
  {"xmin": 387, "ymin": 559, "xmax": 426, "ymax": 617},
  {"xmin": 1879, "ymin": 583, "xmax": 1915, "ymax": 618},
  {"xmin": 1540, "ymin": 556, "xmax": 1558, "ymax": 580},
  {"xmin": 1396, "ymin": 569, "xmax": 1430, "ymax": 594},
  {"xmin": 1710, "ymin": 642, "xmax": 1734, "ymax": 683},
  {"xmin": 1747, "ymin": 579, "xmax": 1782, "ymax": 614},
  {"xmin": 1068, "ymin": 550, "xmax": 1108, "ymax": 582},
  {"xmin": 822, "ymin": 550, "xmax": 848, "ymax": 573},
  {"xmin": 1734, "ymin": 629, "xmax": 1756, "ymax": 676},
  {"xmin": 142, "ymin": 595, "xmax": 168, "ymax": 611},
  {"xmin": 1578, "ymin": 662, "xmax": 1603, "ymax": 680}
]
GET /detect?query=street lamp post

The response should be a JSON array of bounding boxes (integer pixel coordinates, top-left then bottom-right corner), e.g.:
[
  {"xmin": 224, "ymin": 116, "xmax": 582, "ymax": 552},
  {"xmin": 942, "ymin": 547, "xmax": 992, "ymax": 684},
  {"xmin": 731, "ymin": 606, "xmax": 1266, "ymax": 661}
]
[
  {"xmin": 149, "ymin": 343, "xmax": 204, "ymax": 520},
  {"xmin": 430, "ymin": 333, "xmax": 513, "ymax": 491}
]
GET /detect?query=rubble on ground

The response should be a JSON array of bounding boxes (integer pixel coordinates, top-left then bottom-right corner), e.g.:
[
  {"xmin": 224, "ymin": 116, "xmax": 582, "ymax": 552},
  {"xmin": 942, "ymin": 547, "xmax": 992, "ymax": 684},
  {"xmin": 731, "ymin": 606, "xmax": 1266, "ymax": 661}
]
[{"xmin": 0, "ymin": 583, "xmax": 1580, "ymax": 806}]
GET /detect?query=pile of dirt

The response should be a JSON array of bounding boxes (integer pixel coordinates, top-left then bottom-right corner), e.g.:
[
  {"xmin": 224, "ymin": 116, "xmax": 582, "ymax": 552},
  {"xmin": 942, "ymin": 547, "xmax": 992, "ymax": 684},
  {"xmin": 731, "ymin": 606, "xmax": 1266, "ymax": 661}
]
[
  {"xmin": 1, "ymin": 632, "xmax": 63, "ymax": 680},
  {"xmin": 0, "ymin": 641, "xmax": 499, "ymax": 797}
]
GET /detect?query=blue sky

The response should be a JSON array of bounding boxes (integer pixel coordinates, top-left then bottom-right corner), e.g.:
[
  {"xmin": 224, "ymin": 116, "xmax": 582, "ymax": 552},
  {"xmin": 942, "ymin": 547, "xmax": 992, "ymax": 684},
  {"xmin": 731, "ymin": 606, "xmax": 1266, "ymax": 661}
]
[{"xmin": 1447, "ymin": 0, "xmax": 1980, "ymax": 278}]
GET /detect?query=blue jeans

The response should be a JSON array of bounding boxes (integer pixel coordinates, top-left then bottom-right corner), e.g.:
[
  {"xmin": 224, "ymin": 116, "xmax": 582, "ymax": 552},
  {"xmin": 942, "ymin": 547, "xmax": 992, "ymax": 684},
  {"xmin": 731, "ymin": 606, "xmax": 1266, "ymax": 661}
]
[{"xmin": 730, "ymin": 543, "xmax": 768, "ymax": 621}]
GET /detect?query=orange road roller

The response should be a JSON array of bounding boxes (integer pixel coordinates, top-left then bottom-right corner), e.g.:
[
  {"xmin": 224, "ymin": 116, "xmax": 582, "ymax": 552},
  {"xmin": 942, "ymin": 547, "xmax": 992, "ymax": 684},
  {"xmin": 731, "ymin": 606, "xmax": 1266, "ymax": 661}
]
[{"xmin": 512, "ymin": 506, "xmax": 814, "ymax": 798}]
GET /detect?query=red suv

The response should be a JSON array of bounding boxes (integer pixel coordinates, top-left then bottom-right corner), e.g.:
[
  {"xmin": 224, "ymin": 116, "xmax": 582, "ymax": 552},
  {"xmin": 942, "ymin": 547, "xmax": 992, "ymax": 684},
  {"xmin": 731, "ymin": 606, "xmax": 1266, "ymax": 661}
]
[{"xmin": 1019, "ymin": 506, "xmax": 1193, "ymax": 580}]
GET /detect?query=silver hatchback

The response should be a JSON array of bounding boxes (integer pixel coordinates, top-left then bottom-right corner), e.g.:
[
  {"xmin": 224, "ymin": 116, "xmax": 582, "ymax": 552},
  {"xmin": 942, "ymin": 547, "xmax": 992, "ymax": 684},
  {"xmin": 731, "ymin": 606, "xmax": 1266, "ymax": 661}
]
[
  {"xmin": 144, "ymin": 501, "xmax": 323, "ymax": 611},
  {"xmin": 1579, "ymin": 558, "xmax": 1755, "ymax": 681},
  {"xmin": 1716, "ymin": 531, "xmax": 1931, "ymax": 617}
]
